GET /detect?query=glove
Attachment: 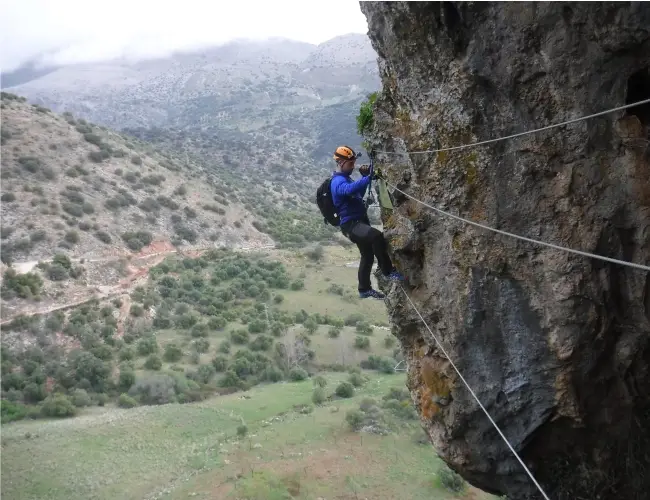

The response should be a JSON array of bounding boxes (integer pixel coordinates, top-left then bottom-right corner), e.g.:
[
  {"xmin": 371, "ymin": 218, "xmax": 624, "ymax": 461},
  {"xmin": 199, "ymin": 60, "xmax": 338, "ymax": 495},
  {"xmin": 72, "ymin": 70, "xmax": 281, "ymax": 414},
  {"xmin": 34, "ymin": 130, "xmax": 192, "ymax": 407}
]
[{"xmin": 358, "ymin": 165, "xmax": 371, "ymax": 177}]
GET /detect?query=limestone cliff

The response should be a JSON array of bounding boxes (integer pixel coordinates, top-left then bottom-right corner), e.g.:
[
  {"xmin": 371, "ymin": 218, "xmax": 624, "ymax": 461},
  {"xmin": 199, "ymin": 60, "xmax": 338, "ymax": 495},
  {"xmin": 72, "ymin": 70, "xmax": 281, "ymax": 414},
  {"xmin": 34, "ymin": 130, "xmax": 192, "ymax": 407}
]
[{"xmin": 360, "ymin": 2, "xmax": 650, "ymax": 499}]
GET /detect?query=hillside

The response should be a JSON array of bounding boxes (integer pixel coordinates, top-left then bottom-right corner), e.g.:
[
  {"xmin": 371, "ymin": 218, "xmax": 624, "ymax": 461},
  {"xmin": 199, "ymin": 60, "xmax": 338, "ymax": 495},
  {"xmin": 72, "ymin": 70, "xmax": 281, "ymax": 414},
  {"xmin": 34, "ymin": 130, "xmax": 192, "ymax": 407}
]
[
  {"xmin": 3, "ymin": 35, "xmax": 381, "ymax": 231},
  {"xmin": 0, "ymin": 92, "xmax": 279, "ymax": 320},
  {"xmin": 4, "ymin": 35, "xmax": 379, "ymax": 159},
  {"xmin": 0, "ymin": 92, "xmax": 272, "ymax": 264}
]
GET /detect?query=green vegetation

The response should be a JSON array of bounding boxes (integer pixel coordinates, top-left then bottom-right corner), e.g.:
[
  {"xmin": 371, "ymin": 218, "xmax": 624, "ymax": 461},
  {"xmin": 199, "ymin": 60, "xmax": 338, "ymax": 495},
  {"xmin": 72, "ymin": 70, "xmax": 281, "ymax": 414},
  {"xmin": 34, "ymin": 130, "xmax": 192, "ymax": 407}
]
[
  {"xmin": 357, "ymin": 92, "xmax": 379, "ymax": 136},
  {"xmin": 0, "ymin": 372, "xmax": 491, "ymax": 500},
  {"xmin": 0, "ymin": 247, "xmax": 395, "ymax": 420},
  {"xmin": 1, "ymin": 268, "xmax": 43, "ymax": 299}
]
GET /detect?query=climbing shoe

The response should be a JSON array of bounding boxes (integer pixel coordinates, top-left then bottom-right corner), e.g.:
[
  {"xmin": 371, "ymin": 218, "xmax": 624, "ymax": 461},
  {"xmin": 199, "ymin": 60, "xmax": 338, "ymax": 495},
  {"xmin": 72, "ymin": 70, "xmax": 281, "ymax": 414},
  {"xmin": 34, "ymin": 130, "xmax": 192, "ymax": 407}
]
[
  {"xmin": 359, "ymin": 289, "xmax": 385, "ymax": 300},
  {"xmin": 384, "ymin": 271, "xmax": 405, "ymax": 282}
]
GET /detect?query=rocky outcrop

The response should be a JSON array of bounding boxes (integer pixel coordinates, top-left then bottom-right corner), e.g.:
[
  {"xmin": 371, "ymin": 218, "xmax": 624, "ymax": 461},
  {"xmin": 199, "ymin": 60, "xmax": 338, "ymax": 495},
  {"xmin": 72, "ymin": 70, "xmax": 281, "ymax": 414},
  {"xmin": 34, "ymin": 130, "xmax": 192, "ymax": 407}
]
[{"xmin": 361, "ymin": 2, "xmax": 650, "ymax": 499}]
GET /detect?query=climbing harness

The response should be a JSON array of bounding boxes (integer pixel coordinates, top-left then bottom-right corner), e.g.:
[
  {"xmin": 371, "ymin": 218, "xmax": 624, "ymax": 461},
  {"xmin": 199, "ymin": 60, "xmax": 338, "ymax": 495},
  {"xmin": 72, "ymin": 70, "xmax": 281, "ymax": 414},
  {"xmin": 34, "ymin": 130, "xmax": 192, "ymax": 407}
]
[
  {"xmin": 399, "ymin": 285, "xmax": 552, "ymax": 500},
  {"xmin": 375, "ymin": 98, "xmax": 650, "ymax": 156},
  {"xmin": 386, "ymin": 182, "xmax": 650, "ymax": 272}
]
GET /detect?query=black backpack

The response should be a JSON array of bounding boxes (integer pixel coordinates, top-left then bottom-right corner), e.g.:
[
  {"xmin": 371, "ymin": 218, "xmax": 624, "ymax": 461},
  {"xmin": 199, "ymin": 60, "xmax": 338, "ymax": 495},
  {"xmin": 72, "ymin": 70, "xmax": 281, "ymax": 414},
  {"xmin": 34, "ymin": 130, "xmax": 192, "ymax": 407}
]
[{"xmin": 316, "ymin": 177, "xmax": 340, "ymax": 226}]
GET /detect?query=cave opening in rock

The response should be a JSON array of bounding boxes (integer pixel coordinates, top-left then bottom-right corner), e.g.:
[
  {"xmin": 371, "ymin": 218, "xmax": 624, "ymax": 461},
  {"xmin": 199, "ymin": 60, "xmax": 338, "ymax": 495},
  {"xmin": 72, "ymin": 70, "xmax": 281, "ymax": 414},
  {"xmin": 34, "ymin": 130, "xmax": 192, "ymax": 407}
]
[{"xmin": 625, "ymin": 67, "xmax": 650, "ymax": 126}]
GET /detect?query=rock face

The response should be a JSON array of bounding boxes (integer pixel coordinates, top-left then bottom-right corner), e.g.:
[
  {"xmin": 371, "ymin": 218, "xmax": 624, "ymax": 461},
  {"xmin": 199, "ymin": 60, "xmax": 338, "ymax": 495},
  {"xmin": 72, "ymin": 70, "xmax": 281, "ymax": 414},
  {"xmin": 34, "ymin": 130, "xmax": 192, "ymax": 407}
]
[{"xmin": 361, "ymin": 2, "xmax": 650, "ymax": 499}]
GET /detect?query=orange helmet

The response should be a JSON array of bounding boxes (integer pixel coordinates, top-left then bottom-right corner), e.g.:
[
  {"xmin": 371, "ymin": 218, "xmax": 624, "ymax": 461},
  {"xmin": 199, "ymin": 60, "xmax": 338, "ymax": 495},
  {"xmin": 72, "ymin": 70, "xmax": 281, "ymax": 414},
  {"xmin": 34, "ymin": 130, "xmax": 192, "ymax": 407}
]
[{"xmin": 333, "ymin": 145, "xmax": 360, "ymax": 162}]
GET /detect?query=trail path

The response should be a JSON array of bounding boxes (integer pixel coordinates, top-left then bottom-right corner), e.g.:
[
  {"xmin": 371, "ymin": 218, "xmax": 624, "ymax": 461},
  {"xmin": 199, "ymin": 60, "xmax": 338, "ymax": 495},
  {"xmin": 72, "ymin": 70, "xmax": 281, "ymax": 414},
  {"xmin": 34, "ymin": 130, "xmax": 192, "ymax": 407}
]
[{"xmin": 0, "ymin": 242, "xmax": 275, "ymax": 325}]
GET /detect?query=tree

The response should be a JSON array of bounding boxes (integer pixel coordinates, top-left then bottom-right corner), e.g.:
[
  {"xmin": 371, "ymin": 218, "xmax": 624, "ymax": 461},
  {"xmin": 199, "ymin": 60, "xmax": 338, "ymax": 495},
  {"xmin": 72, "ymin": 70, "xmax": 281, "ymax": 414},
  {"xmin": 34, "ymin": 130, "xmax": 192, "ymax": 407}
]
[
  {"xmin": 41, "ymin": 394, "xmax": 77, "ymax": 418},
  {"xmin": 354, "ymin": 336, "xmax": 370, "ymax": 350},
  {"xmin": 289, "ymin": 367, "xmax": 308, "ymax": 381},
  {"xmin": 328, "ymin": 326, "xmax": 341, "ymax": 338},
  {"xmin": 355, "ymin": 321, "xmax": 373, "ymax": 336},
  {"xmin": 72, "ymin": 388, "xmax": 92, "ymax": 407},
  {"xmin": 304, "ymin": 318, "xmax": 318, "ymax": 335},
  {"xmin": 144, "ymin": 354, "xmax": 162, "ymax": 370},
  {"xmin": 163, "ymin": 343, "xmax": 183, "ymax": 362},
  {"xmin": 312, "ymin": 387, "xmax": 326, "ymax": 405},
  {"xmin": 335, "ymin": 381, "xmax": 354, "ymax": 398},
  {"xmin": 119, "ymin": 369, "xmax": 136, "ymax": 392}
]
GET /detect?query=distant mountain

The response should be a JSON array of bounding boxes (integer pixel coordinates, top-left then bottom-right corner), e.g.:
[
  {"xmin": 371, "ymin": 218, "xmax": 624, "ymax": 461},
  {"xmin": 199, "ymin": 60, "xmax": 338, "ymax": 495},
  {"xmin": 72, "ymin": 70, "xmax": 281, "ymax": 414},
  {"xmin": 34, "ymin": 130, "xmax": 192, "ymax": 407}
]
[
  {"xmin": 4, "ymin": 34, "xmax": 380, "ymax": 244},
  {"xmin": 0, "ymin": 61, "xmax": 60, "ymax": 88},
  {"xmin": 0, "ymin": 93, "xmax": 272, "ymax": 267},
  {"xmin": 5, "ymin": 35, "xmax": 380, "ymax": 156}
]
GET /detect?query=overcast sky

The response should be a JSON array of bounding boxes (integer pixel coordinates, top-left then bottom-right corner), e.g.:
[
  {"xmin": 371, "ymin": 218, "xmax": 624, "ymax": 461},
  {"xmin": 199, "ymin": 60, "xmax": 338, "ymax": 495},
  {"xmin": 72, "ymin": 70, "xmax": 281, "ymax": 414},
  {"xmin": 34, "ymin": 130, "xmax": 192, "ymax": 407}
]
[{"xmin": 0, "ymin": 0, "xmax": 369, "ymax": 71}]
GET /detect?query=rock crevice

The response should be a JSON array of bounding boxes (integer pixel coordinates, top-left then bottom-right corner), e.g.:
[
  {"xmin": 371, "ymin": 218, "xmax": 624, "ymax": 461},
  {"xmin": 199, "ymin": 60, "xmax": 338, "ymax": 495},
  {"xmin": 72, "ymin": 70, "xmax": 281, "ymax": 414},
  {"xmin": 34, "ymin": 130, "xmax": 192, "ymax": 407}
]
[{"xmin": 362, "ymin": 2, "xmax": 650, "ymax": 499}]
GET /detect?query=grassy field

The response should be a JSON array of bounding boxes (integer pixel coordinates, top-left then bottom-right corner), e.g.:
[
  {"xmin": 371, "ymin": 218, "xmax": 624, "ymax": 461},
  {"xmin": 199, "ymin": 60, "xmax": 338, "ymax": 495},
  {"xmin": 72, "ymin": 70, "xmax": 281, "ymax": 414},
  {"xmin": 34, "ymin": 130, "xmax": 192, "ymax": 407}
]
[
  {"xmin": 270, "ymin": 245, "xmax": 389, "ymax": 325},
  {"xmin": 1, "ymin": 372, "xmax": 496, "ymax": 500},
  {"xmin": 1, "ymin": 246, "xmax": 499, "ymax": 500},
  {"xmin": 144, "ymin": 244, "xmax": 393, "ymax": 375}
]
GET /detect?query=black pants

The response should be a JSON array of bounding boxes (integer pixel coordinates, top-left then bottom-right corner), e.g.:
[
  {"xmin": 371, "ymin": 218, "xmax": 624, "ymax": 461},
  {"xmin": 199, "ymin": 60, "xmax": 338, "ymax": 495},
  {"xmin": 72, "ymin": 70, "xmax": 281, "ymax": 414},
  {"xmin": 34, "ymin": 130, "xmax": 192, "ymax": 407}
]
[{"xmin": 341, "ymin": 217, "xmax": 394, "ymax": 292}]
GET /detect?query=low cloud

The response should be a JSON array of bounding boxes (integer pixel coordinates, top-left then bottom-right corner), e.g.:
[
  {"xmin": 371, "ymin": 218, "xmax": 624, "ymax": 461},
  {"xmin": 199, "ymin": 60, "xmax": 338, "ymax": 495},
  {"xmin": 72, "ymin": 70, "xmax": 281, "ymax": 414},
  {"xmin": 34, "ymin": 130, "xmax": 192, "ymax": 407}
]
[{"xmin": 1, "ymin": 0, "xmax": 368, "ymax": 71}]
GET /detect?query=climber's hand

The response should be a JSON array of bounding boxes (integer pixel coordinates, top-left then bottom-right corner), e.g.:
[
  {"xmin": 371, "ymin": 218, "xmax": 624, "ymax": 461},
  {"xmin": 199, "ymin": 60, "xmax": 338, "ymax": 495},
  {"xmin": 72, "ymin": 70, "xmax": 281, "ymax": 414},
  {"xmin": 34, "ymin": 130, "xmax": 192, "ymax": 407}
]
[
  {"xmin": 359, "ymin": 165, "xmax": 371, "ymax": 176},
  {"xmin": 373, "ymin": 168, "xmax": 384, "ymax": 180}
]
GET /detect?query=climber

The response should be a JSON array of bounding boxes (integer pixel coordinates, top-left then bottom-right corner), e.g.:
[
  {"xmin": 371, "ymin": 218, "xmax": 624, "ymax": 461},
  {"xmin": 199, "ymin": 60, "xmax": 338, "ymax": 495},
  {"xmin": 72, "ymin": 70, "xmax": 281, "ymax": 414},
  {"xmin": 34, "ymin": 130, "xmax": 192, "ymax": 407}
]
[{"xmin": 331, "ymin": 145, "xmax": 404, "ymax": 299}]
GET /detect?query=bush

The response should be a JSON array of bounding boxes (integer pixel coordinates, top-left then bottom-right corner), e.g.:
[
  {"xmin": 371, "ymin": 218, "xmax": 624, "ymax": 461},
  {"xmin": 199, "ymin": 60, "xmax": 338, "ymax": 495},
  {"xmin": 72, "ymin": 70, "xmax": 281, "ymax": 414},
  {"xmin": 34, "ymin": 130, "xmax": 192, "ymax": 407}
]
[
  {"xmin": 192, "ymin": 338, "xmax": 210, "ymax": 354},
  {"xmin": 118, "ymin": 393, "xmax": 138, "ymax": 408},
  {"xmin": 384, "ymin": 336, "xmax": 396, "ymax": 348},
  {"xmin": 163, "ymin": 343, "xmax": 183, "ymax": 362},
  {"xmin": 437, "ymin": 465, "xmax": 467, "ymax": 493},
  {"xmin": 312, "ymin": 387, "xmax": 326, "ymax": 405},
  {"xmin": 83, "ymin": 133, "xmax": 103, "ymax": 146},
  {"xmin": 306, "ymin": 245, "xmax": 324, "ymax": 262},
  {"xmin": 303, "ymin": 318, "xmax": 318, "ymax": 335},
  {"xmin": 237, "ymin": 423, "xmax": 248, "ymax": 437},
  {"xmin": 119, "ymin": 369, "xmax": 136, "ymax": 392},
  {"xmin": 173, "ymin": 223, "xmax": 198, "ymax": 243},
  {"xmin": 130, "ymin": 304, "xmax": 144, "ymax": 317},
  {"xmin": 1, "ymin": 192, "xmax": 16, "ymax": 202},
  {"xmin": 348, "ymin": 372, "xmax": 366, "ymax": 387},
  {"xmin": 355, "ymin": 321, "xmax": 373, "ymax": 335},
  {"xmin": 345, "ymin": 313, "xmax": 365, "ymax": 326},
  {"xmin": 328, "ymin": 327, "xmax": 341, "ymax": 338},
  {"xmin": 128, "ymin": 374, "xmax": 176, "ymax": 405},
  {"xmin": 211, "ymin": 355, "xmax": 228, "ymax": 372},
  {"xmin": 47, "ymin": 264, "xmax": 69, "ymax": 281},
  {"xmin": 17, "ymin": 156, "xmax": 42, "ymax": 173},
  {"xmin": 360, "ymin": 355, "xmax": 396, "ymax": 374},
  {"xmin": 94, "ymin": 231, "xmax": 112, "ymax": 244},
  {"xmin": 41, "ymin": 393, "xmax": 77, "ymax": 418},
  {"xmin": 249, "ymin": 335, "xmax": 273, "ymax": 352},
  {"xmin": 354, "ymin": 336, "xmax": 370, "ymax": 350},
  {"xmin": 313, "ymin": 375, "xmax": 327, "ymax": 388},
  {"xmin": 121, "ymin": 231, "xmax": 153, "ymax": 251},
  {"xmin": 345, "ymin": 409, "xmax": 365, "ymax": 430},
  {"xmin": 131, "ymin": 155, "xmax": 142, "ymax": 165},
  {"xmin": 144, "ymin": 354, "xmax": 162, "ymax": 370},
  {"xmin": 335, "ymin": 381, "xmax": 354, "ymax": 398},
  {"xmin": 231, "ymin": 329, "xmax": 249, "ymax": 345},
  {"xmin": 1, "ymin": 269, "xmax": 43, "ymax": 299},
  {"xmin": 357, "ymin": 91, "xmax": 378, "ymax": 135},
  {"xmin": 218, "ymin": 340, "xmax": 231, "ymax": 354},
  {"xmin": 289, "ymin": 367, "xmax": 308, "ymax": 382},
  {"xmin": 72, "ymin": 388, "xmax": 92, "ymax": 407},
  {"xmin": 64, "ymin": 230, "xmax": 80, "ymax": 244},
  {"xmin": 1, "ymin": 400, "xmax": 29, "ymax": 423},
  {"xmin": 137, "ymin": 337, "xmax": 158, "ymax": 356},
  {"xmin": 290, "ymin": 280, "xmax": 305, "ymax": 291}
]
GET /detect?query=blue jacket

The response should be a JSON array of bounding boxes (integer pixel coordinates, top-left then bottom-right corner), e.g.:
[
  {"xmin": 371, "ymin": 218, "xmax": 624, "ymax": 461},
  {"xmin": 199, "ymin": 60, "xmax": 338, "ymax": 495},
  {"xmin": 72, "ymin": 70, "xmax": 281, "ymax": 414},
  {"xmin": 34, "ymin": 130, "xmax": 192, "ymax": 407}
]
[{"xmin": 331, "ymin": 171, "xmax": 370, "ymax": 225}]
